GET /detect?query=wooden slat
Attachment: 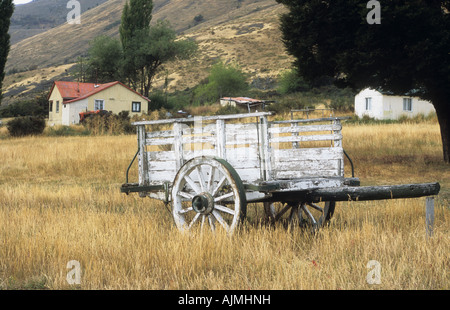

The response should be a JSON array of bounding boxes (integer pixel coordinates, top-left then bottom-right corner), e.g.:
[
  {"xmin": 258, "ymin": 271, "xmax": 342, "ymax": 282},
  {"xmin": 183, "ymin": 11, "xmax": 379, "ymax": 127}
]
[
  {"xmin": 145, "ymin": 137, "xmax": 174, "ymax": 145},
  {"xmin": 148, "ymin": 170, "xmax": 177, "ymax": 183},
  {"xmin": 274, "ymin": 169, "xmax": 340, "ymax": 179},
  {"xmin": 146, "ymin": 130, "xmax": 174, "ymax": 139},
  {"xmin": 272, "ymin": 147, "xmax": 343, "ymax": 162},
  {"xmin": 216, "ymin": 119, "xmax": 225, "ymax": 158},
  {"xmin": 270, "ymin": 133, "xmax": 342, "ymax": 144},
  {"xmin": 269, "ymin": 123, "xmax": 342, "ymax": 134},
  {"xmin": 133, "ymin": 111, "xmax": 272, "ymax": 125},
  {"xmin": 273, "ymin": 159, "xmax": 340, "ymax": 172}
]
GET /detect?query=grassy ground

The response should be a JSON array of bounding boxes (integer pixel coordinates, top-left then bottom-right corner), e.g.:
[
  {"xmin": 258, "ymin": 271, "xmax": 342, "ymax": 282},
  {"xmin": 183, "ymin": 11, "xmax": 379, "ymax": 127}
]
[{"xmin": 0, "ymin": 119, "xmax": 448, "ymax": 290}]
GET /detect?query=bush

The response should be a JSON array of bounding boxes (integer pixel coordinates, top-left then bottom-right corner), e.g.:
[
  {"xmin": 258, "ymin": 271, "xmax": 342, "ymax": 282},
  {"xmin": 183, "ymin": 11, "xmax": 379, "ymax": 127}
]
[
  {"xmin": 194, "ymin": 62, "xmax": 249, "ymax": 105},
  {"xmin": 82, "ymin": 111, "xmax": 135, "ymax": 135},
  {"xmin": 214, "ymin": 104, "xmax": 243, "ymax": 115},
  {"xmin": 7, "ymin": 117, "xmax": 46, "ymax": 137},
  {"xmin": 277, "ymin": 69, "xmax": 310, "ymax": 95}
]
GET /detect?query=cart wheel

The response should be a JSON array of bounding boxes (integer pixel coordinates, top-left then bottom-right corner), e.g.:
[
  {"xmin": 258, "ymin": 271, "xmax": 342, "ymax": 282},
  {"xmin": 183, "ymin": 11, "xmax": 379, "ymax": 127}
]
[
  {"xmin": 171, "ymin": 156, "xmax": 247, "ymax": 234},
  {"xmin": 264, "ymin": 201, "xmax": 335, "ymax": 230}
]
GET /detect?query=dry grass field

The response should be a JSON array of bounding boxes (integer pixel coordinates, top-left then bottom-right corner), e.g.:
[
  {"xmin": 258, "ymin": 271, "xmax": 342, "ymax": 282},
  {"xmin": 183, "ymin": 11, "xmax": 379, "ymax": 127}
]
[{"xmin": 0, "ymin": 119, "xmax": 448, "ymax": 290}]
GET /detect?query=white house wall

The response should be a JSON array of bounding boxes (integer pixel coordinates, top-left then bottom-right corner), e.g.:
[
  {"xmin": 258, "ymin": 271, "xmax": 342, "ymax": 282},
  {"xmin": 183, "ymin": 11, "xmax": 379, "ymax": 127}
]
[
  {"xmin": 68, "ymin": 99, "xmax": 88, "ymax": 125},
  {"xmin": 355, "ymin": 88, "xmax": 436, "ymax": 120},
  {"xmin": 354, "ymin": 88, "xmax": 384, "ymax": 119},
  {"xmin": 61, "ymin": 102, "xmax": 70, "ymax": 126}
]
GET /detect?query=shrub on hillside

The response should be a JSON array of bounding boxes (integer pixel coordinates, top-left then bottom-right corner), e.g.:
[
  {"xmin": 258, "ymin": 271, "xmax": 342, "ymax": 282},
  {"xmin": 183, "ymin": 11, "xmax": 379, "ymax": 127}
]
[{"xmin": 7, "ymin": 116, "xmax": 46, "ymax": 137}]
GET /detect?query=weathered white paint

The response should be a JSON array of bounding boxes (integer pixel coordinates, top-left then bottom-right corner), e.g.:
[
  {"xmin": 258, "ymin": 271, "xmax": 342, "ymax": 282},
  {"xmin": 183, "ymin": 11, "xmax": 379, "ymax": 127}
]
[
  {"xmin": 135, "ymin": 114, "xmax": 348, "ymax": 203},
  {"xmin": 355, "ymin": 88, "xmax": 435, "ymax": 120},
  {"xmin": 59, "ymin": 98, "xmax": 88, "ymax": 126}
]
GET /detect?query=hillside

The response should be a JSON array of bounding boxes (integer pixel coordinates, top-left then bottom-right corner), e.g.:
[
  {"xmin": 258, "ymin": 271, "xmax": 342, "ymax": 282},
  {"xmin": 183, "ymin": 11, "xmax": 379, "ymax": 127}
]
[
  {"xmin": 3, "ymin": 0, "xmax": 292, "ymax": 104},
  {"xmin": 9, "ymin": 0, "xmax": 108, "ymax": 45}
]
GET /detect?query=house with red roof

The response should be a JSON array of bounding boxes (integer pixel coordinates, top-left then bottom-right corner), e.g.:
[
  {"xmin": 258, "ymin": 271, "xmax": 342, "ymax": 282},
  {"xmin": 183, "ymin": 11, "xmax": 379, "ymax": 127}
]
[{"xmin": 48, "ymin": 81, "xmax": 150, "ymax": 126}]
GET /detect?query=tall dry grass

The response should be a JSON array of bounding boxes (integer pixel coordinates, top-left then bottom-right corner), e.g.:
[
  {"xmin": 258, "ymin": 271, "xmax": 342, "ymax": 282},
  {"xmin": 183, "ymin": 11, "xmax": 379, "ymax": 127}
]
[{"xmin": 0, "ymin": 122, "xmax": 448, "ymax": 290}]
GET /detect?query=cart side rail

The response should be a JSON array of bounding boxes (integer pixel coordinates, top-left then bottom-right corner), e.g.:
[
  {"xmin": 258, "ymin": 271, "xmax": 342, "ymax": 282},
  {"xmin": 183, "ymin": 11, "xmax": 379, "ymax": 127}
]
[
  {"xmin": 135, "ymin": 113, "xmax": 348, "ymax": 190},
  {"xmin": 135, "ymin": 112, "xmax": 272, "ymax": 187},
  {"xmin": 268, "ymin": 118, "xmax": 345, "ymax": 180}
]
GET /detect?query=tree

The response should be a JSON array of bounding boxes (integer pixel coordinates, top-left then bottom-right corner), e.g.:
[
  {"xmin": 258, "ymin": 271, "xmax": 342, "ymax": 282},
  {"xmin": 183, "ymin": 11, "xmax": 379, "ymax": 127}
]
[
  {"xmin": 119, "ymin": 0, "xmax": 197, "ymax": 98},
  {"xmin": 86, "ymin": 35, "xmax": 123, "ymax": 83},
  {"xmin": 119, "ymin": 0, "xmax": 153, "ymax": 49},
  {"xmin": 277, "ymin": 0, "xmax": 450, "ymax": 162},
  {"xmin": 194, "ymin": 62, "xmax": 249, "ymax": 104},
  {"xmin": 0, "ymin": 0, "xmax": 14, "ymax": 104}
]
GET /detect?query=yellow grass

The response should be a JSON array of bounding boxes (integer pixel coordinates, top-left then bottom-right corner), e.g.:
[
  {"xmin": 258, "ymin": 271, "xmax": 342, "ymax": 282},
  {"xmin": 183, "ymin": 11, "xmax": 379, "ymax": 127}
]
[{"xmin": 0, "ymin": 121, "xmax": 449, "ymax": 290}]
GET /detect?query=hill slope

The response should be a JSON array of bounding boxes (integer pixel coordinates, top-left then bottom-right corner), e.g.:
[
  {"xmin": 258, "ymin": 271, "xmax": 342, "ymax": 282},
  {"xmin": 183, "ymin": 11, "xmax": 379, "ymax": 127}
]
[
  {"xmin": 9, "ymin": 0, "xmax": 108, "ymax": 45},
  {"xmin": 3, "ymin": 0, "xmax": 292, "ymax": 103}
]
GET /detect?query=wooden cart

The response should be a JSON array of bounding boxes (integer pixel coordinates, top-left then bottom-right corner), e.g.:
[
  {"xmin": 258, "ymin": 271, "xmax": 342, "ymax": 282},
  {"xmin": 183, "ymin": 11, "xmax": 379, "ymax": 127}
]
[{"xmin": 121, "ymin": 112, "xmax": 440, "ymax": 233}]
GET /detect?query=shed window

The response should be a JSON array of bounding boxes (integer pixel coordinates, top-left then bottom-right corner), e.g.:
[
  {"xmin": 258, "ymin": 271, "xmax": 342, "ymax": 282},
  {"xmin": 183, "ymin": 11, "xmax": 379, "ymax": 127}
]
[
  {"xmin": 403, "ymin": 98, "xmax": 412, "ymax": 111},
  {"xmin": 56, "ymin": 101, "xmax": 59, "ymax": 113},
  {"xmin": 49, "ymin": 100, "xmax": 53, "ymax": 112},
  {"xmin": 132, "ymin": 101, "xmax": 141, "ymax": 112},
  {"xmin": 365, "ymin": 97, "xmax": 372, "ymax": 111}
]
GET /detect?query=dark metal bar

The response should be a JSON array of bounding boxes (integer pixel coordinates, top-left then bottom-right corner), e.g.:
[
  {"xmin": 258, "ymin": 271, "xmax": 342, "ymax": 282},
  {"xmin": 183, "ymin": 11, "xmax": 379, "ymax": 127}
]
[
  {"xmin": 343, "ymin": 149, "xmax": 355, "ymax": 178},
  {"xmin": 125, "ymin": 147, "xmax": 140, "ymax": 184}
]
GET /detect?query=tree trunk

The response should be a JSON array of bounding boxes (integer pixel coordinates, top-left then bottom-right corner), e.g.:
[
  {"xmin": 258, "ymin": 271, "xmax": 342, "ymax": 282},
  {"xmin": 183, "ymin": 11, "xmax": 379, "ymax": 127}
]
[{"xmin": 434, "ymin": 101, "xmax": 450, "ymax": 163}]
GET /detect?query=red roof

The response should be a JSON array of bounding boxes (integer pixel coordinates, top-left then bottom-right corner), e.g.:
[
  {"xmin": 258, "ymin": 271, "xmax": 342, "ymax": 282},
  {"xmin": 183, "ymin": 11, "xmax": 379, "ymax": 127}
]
[
  {"xmin": 49, "ymin": 81, "xmax": 149, "ymax": 103},
  {"xmin": 221, "ymin": 97, "xmax": 264, "ymax": 104}
]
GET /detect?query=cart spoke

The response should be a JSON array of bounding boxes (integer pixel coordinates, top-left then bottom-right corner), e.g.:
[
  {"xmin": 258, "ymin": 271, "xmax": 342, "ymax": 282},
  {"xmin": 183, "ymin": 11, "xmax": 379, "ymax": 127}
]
[
  {"xmin": 196, "ymin": 166, "xmax": 206, "ymax": 192},
  {"xmin": 307, "ymin": 202, "xmax": 323, "ymax": 213},
  {"xmin": 188, "ymin": 213, "xmax": 201, "ymax": 230},
  {"xmin": 274, "ymin": 203, "xmax": 292, "ymax": 221},
  {"xmin": 212, "ymin": 210, "xmax": 230, "ymax": 232},
  {"xmin": 214, "ymin": 204, "xmax": 235, "ymax": 215},
  {"xmin": 301, "ymin": 204, "xmax": 317, "ymax": 225},
  {"xmin": 178, "ymin": 207, "xmax": 193, "ymax": 214},
  {"xmin": 211, "ymin": 175, "xmax": 227, "ymax": 197},
  {"xmin": 206, "ymin": 166, "xmax": 214, "ymax": 191},
  {"xmin": 184, "ymin": 175, "xmax": 202, "ymax": 194},
  {"xmin": 177, "ymin": 191, "xmax": 194, "ymax": 200},
  {"xmin": 201, "ymin": 214, "xmax": 206, "ymax": 230},
  {"xmin": 208, "ymin": 215, "xmax": 216, "ymax": 231},
  {"xmin": 214, "ymin": 192, "xmax": 234, "ymax": 202}
]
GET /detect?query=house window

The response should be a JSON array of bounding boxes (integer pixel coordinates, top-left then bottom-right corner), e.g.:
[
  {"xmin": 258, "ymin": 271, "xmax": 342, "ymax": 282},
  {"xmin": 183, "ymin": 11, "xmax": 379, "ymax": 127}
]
[
  {"xmin": 49, "ymin": 100, "xmax": 53, "ymax": 112},
  {"xmin": 132, "ymin": 101, "xmax": 141, "ymax": 112},
  {"xmin": 403, "ymin": 98, "xmax": 412, "ymax": 112},
  {"xmin": 94, "ymin": 99, "xmax": 105, "ymax": 111},
  {"xmin": 56, "ymin": 101, "xmax": 59, "ymax": 113},
  {"xmin": 365, "ymin": 97, "xmax": 372, "ymax": 111}
]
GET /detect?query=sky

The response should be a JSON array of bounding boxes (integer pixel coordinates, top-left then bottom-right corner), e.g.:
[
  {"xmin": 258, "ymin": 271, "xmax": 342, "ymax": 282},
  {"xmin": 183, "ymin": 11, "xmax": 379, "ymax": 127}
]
[{"xmin": 14, "ymin": 0, "xmax": 33, "ymax": 5}]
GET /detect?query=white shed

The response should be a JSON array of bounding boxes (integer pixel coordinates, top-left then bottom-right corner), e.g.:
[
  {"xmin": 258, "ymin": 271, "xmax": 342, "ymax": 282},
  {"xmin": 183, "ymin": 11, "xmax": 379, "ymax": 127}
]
[{"xmin": 354, "ymin": 88, "xmax": 435, "ymax": 120}]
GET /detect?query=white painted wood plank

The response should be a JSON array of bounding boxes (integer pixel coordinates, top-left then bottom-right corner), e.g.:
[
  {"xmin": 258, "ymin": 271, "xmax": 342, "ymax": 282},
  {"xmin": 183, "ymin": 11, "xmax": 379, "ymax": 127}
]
[
  {"xmin": 148, "ymin": 170, "xmax": 177, "ymax": 183},
  {"xmin": 148, "ymin": 151, "xmax": 175, "ymax": 161},
  {"xmin": 269, "ymin": 123, "xmax": 342, "ymax": 134},
  {"xmin": 145, "ymin": 137, "xmax": 175, "ymax": 145},
  {"xmin": 148, "ymin": 160, "xmax": 177, "ymax": 171},
  {"xmin": 216, "ymin": 119, "xmax": 226, "ymax": 158},
  {"xmin": 272, "ymin": 147, "xmax": 344, "ymax": 161},
  {"xmin": 270, "ymin": 133, "xmax": 342, "ymax": 144},
  {"xmin": 273, "ymin": 159, "xmax": 340, "ymax": 171},
  {"xmin": 133, "ymin": 112, "xmax": 272, "ymax": 125},
  {"xmin": 273, "ymin": 169, "xmax": 340, "ymax": 179},
  {"xmin": 146, "ymin": 130, "xmax": 174, "ymax": 139},
  {"xmin": 173, "ymin": 122, "xmax": 183, "ymax": 171}
]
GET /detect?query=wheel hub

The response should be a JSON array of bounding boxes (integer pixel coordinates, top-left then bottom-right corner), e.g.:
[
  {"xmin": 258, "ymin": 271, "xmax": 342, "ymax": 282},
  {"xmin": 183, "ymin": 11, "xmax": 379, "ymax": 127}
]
[{"xmin": 192, "ymin": 192, "xmax": 214, "ymax": 215}]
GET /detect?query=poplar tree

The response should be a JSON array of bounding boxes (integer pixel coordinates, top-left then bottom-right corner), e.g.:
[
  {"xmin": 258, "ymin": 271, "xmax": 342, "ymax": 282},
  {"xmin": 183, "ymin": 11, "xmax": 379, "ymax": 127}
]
[
  {"xmin": 119, "ymin": 0, "xmax": 196, "ymax": 98},
  {"xmin": 0, "ymin": 0, "xmax": 14, "ymax": 104}
]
